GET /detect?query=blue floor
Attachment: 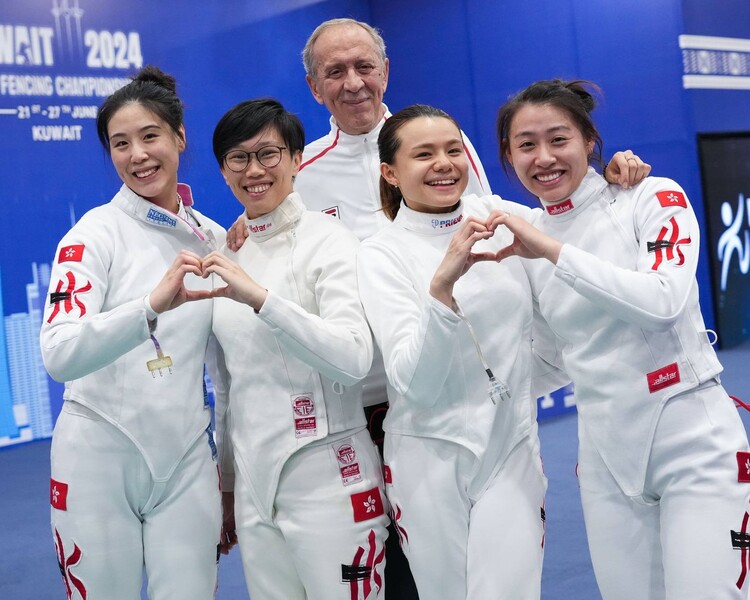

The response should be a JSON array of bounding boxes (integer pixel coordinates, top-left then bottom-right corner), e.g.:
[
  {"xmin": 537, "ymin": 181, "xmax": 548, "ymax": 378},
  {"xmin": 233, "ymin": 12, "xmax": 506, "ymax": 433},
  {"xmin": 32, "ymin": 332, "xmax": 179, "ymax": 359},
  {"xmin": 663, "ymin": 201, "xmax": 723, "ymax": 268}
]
[{"xmin": 2, "ymin": 340, "xmax": 749, "ymax": 599}]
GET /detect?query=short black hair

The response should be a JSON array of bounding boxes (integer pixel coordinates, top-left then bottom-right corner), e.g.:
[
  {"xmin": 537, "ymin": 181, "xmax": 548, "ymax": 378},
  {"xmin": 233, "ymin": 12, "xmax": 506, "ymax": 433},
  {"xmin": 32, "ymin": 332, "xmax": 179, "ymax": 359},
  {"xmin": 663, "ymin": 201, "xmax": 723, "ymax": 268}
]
[{"xmin": 212, "ymin": 98, "xmax": 305, "ymax": 167}]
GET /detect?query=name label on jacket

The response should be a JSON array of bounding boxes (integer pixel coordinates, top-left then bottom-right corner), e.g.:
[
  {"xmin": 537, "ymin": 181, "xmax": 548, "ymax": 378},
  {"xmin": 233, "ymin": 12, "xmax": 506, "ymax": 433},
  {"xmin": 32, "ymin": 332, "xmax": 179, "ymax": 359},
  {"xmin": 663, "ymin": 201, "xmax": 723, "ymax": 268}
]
[{"xmin": 647, "ymin": 362, "xmax": 681, "ymax": 393}]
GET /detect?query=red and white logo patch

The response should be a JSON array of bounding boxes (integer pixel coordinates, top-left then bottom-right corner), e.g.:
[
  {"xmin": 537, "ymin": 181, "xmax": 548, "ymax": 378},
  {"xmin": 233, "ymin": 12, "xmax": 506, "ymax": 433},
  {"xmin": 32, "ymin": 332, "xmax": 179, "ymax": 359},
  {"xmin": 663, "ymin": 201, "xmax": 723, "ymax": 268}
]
[
  {"xmin": 291, "ymin": 393, "xmax": 317, "ymax": 438},
  {"xmin": 333, "ymin": 440, "xmax": 362, "ymax": 486},
  {"xmin": 336, "ymin": 444, "xmax": 357, "ymax": 464},
  {"xmin": 383, "ymin": 465, "xmax": 392, "ymax": 484},
  {"xmin": 292, "ymin": 395, "xmax": 314, "ymax": 416},
  {"xmin": 351, "ymin": 487, "xmax": 385, "ymax": 523},
  {"xmin": 650, "ymin": 217, "xmax": 691, "ymax": 271},
  {"xmin": 546, "ymin": 199, "xmax": 574, "ymax": 216},
  {"xmin": 58, "ymin": 244, "xmax": 85, "ymax": 263},
  {"xmin": 54, "ymin": 528, "xmax": 87, "ymax": 599},
  {"xmin": 656, "ymin": 190, "xmax": 687, "ymax": 209},
  {"xmin": 322, "ymin": 205, "xmax": 340, "ymax": 219},
  {"xmin": 47, "ymin": 271, "xmax": 92, "ymax": 324},
  {"xmin": 647, "ymin": 363, "xmax": 681, "ymax": 393},
  {"xmin": 51, "ymin": 478, "xmax": 68, "ymax": 510},
  {"xmin": 737, "ymin": 452, "xmax": 750, "ymax": 483}
]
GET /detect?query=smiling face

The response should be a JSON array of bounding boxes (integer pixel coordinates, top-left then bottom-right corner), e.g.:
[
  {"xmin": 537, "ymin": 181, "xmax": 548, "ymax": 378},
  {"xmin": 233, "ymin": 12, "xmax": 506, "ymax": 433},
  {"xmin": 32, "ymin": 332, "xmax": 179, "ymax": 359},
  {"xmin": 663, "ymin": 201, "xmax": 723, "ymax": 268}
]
[
  {"xmin": 306, "ymin": 24, "xmax": 389, "ymax": 135},
  {"xmin": 220, "ymin": 125, "xmax": 301, "ymax": 219},
  {"xmin": 107, "ymin": 102, "xmax": 185, "ymax": 211},
  {"xmin": 381, "ymin": 116, "xmax": 469, "ymax": 214},
  {"xmin": 505, "ymin": 102, "xmax": 594, "ymax": 203}
]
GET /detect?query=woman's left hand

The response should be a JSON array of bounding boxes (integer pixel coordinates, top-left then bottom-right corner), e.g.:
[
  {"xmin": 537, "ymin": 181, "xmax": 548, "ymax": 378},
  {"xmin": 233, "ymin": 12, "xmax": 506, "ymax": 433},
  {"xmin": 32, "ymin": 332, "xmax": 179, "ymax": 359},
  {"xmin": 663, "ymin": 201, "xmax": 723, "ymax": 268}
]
[
  {"xmin": 199, "ymin": 251, "xmax": 268, "ymax": 311},
  {"xmin": 490, "ymin": 212, "xmax": 563, "ymax": 264},
  {"xmin": 429, "ymin": 216, "xmax": 498, "ymax": 307},
  {"xmin": 604, "ymin": 150, "xmax": 651, "ymax": 189}
]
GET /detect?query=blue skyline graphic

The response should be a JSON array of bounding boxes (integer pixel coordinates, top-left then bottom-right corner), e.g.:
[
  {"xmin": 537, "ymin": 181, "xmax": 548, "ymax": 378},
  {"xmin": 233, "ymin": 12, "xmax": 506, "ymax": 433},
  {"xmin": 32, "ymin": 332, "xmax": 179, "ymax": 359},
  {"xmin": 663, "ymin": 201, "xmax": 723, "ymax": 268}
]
[{"xmin": 0, "ymin": 262, "xmax": 56, "ymax": 448}]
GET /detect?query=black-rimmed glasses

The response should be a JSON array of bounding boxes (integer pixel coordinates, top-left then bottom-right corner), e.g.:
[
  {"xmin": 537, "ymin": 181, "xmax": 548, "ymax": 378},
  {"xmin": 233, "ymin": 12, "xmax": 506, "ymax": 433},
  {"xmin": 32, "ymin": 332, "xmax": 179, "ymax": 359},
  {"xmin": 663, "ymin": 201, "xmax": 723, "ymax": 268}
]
[{"xmin": 223, "ymin": 146, "xmax": 286, "ymax": 172}]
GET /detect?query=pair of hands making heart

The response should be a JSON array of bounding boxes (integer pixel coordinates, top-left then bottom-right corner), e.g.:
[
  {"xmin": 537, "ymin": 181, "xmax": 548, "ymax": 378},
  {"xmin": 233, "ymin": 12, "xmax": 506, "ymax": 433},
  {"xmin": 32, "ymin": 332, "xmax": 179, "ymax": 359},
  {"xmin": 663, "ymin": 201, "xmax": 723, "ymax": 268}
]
[
  {"xmin": 430, "ymin": 211, "xmax": 561, "ymax": 309},
  {"xmin": 148, "ymin": 249, "xmax": 266, "ymax": 315}
]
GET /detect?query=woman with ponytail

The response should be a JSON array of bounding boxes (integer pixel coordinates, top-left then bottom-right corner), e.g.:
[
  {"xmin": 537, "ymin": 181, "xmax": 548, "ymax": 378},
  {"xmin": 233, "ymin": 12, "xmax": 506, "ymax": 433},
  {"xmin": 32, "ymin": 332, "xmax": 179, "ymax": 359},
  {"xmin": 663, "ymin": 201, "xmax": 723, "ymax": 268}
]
[
  {"xmin": 41, "ymin": 65, "xmax": 225, "ymax": 599},
  {"xmin": 493, "ymin": 78, "xmax": 750, "ymax": 600},
  {"xmin": 357, "ymin": 104, "xmax": 558, "ymax": 599}
]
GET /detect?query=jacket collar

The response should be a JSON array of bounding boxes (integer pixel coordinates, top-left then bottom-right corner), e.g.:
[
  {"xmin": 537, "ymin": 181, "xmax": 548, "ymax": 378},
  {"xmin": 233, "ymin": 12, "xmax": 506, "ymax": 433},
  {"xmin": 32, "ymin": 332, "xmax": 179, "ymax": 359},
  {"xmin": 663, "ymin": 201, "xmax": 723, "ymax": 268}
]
[
  {"xmin": 538, "ymin": 167, "xmax": 608, "ymax": 221},
  {"xmin": 328, "ymin": 104, "xmax": 390, "ymax": 145},
  {"xmin": 112, "ymin": 183, "xmax": 216, "ymax": 247},
  {"xmin": 244, "ymin": 192, "xmax": 305, "ymax": 243},
  {"xmin": 394, "ymin": 199, "xmax": 464, "ymax": 236}
]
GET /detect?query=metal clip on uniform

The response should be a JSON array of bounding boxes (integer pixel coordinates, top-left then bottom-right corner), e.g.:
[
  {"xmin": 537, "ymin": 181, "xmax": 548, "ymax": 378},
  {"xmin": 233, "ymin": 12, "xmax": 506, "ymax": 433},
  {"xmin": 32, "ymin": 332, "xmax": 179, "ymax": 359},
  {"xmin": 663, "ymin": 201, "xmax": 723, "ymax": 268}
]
[{"xmin": 146, "ymin": 317, "xmax": 172, "ymax": 377}]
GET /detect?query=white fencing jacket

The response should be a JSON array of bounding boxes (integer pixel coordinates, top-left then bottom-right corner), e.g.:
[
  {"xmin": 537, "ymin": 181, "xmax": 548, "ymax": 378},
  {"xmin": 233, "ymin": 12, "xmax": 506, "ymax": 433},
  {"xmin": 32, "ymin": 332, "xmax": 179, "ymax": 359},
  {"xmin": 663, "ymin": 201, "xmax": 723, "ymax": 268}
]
[
  {"xmin": 41, "ymin": 183, "xmax": 225, "ymax": 481},
  {"xmin": 524, "ymin": 168, "xmax": 723, "ymax": 496},
  {"xmin": 357, "ymin": 196, "xmax": 537, "ymax": 492},
  {"xmin": 212, "ymin": 193, "xmax": 373, "ymax": 519}
]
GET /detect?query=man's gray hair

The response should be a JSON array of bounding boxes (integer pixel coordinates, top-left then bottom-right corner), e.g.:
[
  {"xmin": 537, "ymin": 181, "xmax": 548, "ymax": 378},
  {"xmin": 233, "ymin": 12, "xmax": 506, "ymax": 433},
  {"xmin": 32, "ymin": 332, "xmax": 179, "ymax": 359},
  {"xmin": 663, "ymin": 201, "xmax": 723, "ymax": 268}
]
[{"xmin": 302, "ymin": 18, "xmax": 387, "ymax": 78}]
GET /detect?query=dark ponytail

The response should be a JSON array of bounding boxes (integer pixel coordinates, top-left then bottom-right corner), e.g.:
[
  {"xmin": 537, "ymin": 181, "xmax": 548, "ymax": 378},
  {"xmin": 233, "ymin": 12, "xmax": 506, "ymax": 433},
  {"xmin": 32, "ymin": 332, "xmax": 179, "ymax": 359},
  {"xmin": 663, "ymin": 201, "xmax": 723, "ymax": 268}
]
[
  {"xmin": 96, "ymin": 65, "xmax": 184, "ymax": 152},
  {"xmin": 496, "ymin": 78, "xmax": 603, "ymax": 175}
]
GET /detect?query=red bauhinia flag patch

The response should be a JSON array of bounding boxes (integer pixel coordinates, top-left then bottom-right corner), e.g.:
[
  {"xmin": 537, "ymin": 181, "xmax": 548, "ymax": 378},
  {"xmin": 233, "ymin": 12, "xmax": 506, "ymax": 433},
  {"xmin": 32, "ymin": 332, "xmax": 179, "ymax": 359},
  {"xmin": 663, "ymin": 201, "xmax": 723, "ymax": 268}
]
[
  {"xmin": 58, "ymin": 244, "xmax": 85, "ymax": 263},
  {"xmin": 738, "ymin": 452, "xmax": 750, "ymax": 483},
  {"xmin": 351, "ymin": 487, "xmax": 385, "ymax": 523},
  {"xmin": 656, "ymin": 190, "xmax": 687, "ymax": 209},
  {"xmin": 50, "ymin": 478, "xmax": 68, "ymax": 510},
  {"xmin": 383, "ymin": 465, "xmax": 392, "ymax": 484}
]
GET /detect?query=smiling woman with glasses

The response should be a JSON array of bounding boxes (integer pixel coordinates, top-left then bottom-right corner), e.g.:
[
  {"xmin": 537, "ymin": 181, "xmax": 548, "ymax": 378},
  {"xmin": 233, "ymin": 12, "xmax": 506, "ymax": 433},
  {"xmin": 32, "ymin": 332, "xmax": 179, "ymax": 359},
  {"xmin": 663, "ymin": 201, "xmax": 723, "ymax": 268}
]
[{"xmin": 201, "ymin": 98, "xmax": 388, "ymax": 600}]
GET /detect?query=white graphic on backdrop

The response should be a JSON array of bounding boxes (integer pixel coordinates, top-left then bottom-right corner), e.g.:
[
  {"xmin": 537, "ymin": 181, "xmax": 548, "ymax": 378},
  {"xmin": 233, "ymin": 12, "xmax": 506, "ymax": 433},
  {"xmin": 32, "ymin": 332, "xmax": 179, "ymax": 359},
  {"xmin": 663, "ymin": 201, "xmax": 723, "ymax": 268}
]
[
  {"xmin": 718, "ymin": 193, "xmax": 750, "ymax": 291},
  {"xmin": 680, "ymin": 35, "xmax": 750, "ymax": 90},
  {"xmin": 0, "ymin": 1, "xmax": 143, "ymax": 141},
  {"xmin": 51, "ymin": 0, "xmax": 85, "ymax": 61}
]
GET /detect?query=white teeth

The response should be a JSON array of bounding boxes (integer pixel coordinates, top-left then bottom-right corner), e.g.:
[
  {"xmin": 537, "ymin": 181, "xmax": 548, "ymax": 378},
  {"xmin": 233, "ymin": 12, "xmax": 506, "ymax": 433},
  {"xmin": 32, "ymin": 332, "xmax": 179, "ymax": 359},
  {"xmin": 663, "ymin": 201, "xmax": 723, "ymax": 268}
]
[
  {"xmin": 246, "ymin": 184, "xmax": 270, "ymax": 193},
  {"xmin": 135, "ymin": 167, "xmax": 157, "ymax": 178},
  {"xmin": 427, "ymin": 179, "xmax": 456, "ymax": 186},
  {"xmin": 536, "ymin": 172, "xmax": 562, "ymax": 183}
]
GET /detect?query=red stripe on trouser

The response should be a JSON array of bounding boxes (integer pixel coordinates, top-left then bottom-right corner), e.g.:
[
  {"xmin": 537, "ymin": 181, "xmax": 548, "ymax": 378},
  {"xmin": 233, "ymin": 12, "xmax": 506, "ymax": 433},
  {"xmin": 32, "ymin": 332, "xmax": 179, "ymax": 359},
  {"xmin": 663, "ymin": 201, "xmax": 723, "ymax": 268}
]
[
  {"xmin": 737, "ymin": 512, "xmax": 749, "ymax": 589},
  {"xmin": 350, "ymin": 546, "xmax": 365, "ymax": 600},
  {"xmin": 363, "ymin": 530, "xmax": 375, "ymax": 598},
  {"xmin": 372, "ymin": 532, "xmax": 385, "ymax": 594}
]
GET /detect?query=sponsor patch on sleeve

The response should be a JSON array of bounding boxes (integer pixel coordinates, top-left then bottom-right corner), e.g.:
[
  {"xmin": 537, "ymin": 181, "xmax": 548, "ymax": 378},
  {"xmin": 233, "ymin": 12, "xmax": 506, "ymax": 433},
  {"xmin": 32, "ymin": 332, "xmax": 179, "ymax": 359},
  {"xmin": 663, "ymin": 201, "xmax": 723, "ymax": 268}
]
[{"xmin": 656, "ymin": 190, "xmax": 687, "ymax": 209}]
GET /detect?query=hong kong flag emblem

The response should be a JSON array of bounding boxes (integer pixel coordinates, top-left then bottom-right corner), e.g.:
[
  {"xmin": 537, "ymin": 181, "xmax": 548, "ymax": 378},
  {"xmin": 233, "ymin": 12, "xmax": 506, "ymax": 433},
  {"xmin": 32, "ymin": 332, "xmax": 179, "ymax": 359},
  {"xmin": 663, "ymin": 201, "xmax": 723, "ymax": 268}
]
[
  {"xmin": 737, "ymin": 452, "xmax": 750, "ymax": 483},
  {"xmin": 351, "ymin": 487, "xmax": 385, "ymax": 523},
  {"xmin": 51, "ymin": 478, "xmax": 68, "ymax": 511},
  {"xmin": 656, "ymin": 190, "xmax": 687, "ymax": 209},
  {"xmin": 58, "ymin": 244, "xmax": 85, "ymax": 263}
]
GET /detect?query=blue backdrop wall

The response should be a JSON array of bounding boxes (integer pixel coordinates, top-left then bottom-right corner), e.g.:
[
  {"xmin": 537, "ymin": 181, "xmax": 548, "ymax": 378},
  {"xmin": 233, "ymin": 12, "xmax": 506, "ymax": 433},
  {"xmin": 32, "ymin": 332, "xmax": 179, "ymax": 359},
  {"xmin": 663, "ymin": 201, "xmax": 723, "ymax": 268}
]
[{"xmin": 1, "ymin": 0, "xmax": 748, "ymax": 446}]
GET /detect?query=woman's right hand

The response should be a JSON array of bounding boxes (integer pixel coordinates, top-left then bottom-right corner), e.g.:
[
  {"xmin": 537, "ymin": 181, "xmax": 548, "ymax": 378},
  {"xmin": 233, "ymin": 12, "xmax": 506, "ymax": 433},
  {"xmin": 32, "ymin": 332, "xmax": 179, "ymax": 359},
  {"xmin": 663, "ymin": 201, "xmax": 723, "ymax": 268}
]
[
  {"xmin": 226, "ymin": 213, "xmax": 248, "ymax": 252},
  {"xmin": 429, "ymin": 216, "xmax": 497, "ymax": 308},
  {"xmin": 148, "ymin": 250, "xmax": 207, "ymax": 314}
]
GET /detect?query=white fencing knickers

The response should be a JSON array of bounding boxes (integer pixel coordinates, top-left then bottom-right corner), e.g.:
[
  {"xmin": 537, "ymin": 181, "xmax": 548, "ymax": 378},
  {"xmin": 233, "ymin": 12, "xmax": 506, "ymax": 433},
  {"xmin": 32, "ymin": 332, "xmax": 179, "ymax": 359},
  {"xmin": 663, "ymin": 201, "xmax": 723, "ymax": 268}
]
[
  {"xmin": 50, "ymin": 401, "xmax": 222, "ymax": 600},
  {"xmin": 384, "ymin": 433, "xmax": 547, "ymax": 600},
  {"xmin": 578, "ymin": 381, "xmax": 750, "ymax": 600},
  {"xmin": 234, "ymin": 427, "xmax": 389, "ymax": 600}
]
